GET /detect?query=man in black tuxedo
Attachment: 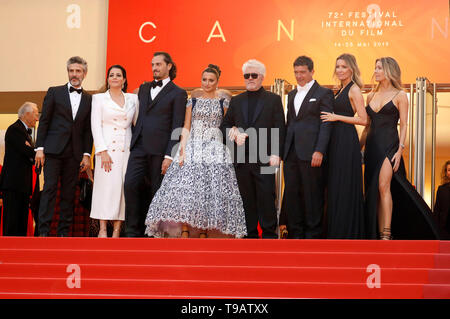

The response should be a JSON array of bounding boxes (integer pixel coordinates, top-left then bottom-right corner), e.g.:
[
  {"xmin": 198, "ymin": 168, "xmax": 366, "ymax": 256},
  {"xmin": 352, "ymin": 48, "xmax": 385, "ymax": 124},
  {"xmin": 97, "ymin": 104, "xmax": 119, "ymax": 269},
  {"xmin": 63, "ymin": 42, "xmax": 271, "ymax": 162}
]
[
  {"xmin": 124, "ymin": 52, "xmax": 187, "ymax": 237},
  {"xmin": 35, "ymin": 56, "xmax": 93, "ymax": 237},
  {"xmin": 0, "ymin": 102, "xmax": 39, "ymax": 236},
  {"xmin": 220, "ymin": 59, "xmax": 286, "ymax": 239},
  {"xmin": 282, "ymin": 56, "xmax": 333, "ymax": 239}
]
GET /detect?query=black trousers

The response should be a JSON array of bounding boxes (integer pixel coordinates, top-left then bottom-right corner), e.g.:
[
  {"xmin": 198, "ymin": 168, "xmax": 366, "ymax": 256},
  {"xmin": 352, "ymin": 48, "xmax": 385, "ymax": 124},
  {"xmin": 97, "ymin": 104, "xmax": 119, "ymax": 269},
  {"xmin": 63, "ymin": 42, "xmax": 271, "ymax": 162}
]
[
  {"xmin": 235, "ymin": 163, "xmax": 277, "ymax": 239},
  {"xmin": 283, "ymin": 146, "xmax": 325, "ymax": 239},
  {"xmin": 2, "ymin": 191, "xmax": 30, "ymax": 236},
  {"xmin": 38, "ymin": 148, "xmax": 80, "ymax": 236},
  {"xmin": 124, "ymin": 139, "xmax": 164, "ymax": 237}
]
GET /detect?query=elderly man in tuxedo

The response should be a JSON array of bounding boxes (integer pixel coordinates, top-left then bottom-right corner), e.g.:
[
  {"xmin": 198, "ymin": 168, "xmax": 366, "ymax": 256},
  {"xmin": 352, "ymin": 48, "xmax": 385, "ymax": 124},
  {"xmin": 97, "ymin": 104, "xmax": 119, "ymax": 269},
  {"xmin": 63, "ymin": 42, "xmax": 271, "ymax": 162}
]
[
  {"xmin": 282, "ymin": 55, "xmax": 334, "ymax": 239},
  {"xmin": 220, "ymin": 59, "xmax": 286, "ymax": 239},
  {"xmin": 35, "ymin": 56, "xmax": 93, "ymax": 237},
  {"xmin": 0, "ymin": 102, "xmax": 39, "ymax": 236}
]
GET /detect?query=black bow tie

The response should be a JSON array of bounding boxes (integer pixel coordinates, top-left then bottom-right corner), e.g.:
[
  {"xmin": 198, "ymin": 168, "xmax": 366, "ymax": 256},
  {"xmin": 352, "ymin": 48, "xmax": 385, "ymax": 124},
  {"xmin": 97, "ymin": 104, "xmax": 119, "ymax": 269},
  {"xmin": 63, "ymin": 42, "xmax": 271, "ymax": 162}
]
[
  {"xmin": 27, "ymin": 128, "xmax": 32, "ymax": 135},
  {"xmin": 151, "ymin": 80, "xmax": 163, "ymax": 89},
  {"xmin": 69, "ymin": 86, "xmax": 83, "ymax": 94}
]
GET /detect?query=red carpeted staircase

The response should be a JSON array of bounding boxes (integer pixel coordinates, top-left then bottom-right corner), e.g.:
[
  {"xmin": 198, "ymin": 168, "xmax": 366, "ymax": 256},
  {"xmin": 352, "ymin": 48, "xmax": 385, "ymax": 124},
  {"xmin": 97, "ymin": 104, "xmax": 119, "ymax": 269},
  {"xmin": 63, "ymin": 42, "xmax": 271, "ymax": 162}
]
[
  {"xmin": 423, "ymin": 241, "xmax": 450, "ymax": 298},
  {"xmin": 0, "ymin": 237, "xmax": 449, "ymax": 299}
]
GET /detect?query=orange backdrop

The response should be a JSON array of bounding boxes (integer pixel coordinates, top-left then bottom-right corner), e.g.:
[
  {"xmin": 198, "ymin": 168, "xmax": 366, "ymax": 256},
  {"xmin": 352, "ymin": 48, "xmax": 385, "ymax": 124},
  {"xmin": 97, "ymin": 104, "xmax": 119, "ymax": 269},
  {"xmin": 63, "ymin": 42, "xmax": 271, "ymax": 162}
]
[{"xmin": 106, "ymin": 0, "xmax": 450, "ymax": 91}]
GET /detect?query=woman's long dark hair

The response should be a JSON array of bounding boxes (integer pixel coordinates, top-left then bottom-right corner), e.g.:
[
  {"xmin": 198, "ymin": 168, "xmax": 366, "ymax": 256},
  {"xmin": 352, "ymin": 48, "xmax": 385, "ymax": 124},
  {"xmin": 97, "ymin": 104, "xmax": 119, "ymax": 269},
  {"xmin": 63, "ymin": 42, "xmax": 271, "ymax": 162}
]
[
  {"xmin": 203, "ymin": 64, "xmax": 221, "ymax": 80},
  {"xmin": 101, "ymin": 64, "xmax": 128, "ymax": 93}
]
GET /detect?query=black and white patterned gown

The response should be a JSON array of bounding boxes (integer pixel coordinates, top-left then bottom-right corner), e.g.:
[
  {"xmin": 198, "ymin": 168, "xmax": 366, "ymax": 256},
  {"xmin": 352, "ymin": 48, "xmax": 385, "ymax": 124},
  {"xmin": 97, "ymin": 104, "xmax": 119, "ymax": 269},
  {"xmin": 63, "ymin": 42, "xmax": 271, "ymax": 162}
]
[{"xmin": 144, "ymin": 97, "xmax": 247, "ymax": 238}]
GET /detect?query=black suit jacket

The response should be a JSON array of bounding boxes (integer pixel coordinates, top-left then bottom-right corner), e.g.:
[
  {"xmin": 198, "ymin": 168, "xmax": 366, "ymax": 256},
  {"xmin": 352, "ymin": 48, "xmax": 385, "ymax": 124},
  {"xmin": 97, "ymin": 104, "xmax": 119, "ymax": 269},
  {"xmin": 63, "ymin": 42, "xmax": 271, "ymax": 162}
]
[
  {"xmin": 283, "ymin": 81, "xmax": 334, "ymax": 161},
  {"xmin": 132, "ymin": 81, "xmax": 187, "ymax": 157},
  {"xmin": 0, "ymin": 120, "xmax": 35, "ymax": 194},
  {"xmin": 220, "ymin": 89, "xmax": 286, "ymax": 165},
  {"xmin": 35, "ymin": 84, "xmax": 93, "ymax": 161}
]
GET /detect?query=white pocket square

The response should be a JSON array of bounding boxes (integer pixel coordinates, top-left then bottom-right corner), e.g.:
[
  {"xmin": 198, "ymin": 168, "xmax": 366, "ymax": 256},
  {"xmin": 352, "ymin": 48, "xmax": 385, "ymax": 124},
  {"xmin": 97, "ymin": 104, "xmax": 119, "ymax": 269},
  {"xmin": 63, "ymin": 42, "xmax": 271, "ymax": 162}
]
[{"xmin": 309, "ymin": 98, "xmax": 317, "ymax": 102}]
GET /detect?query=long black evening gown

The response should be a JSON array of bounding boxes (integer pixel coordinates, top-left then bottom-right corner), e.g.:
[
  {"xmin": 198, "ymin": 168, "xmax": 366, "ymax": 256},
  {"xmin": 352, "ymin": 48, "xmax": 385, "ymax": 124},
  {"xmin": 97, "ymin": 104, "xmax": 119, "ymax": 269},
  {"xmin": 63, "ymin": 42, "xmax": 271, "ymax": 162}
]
[
  {"xmin": 327, "ymin": 82, "xmax": 365, "ymax": 239},
  {"xmin": 364, "ymin": 99, "xmax": 439, "ymax": 239}
]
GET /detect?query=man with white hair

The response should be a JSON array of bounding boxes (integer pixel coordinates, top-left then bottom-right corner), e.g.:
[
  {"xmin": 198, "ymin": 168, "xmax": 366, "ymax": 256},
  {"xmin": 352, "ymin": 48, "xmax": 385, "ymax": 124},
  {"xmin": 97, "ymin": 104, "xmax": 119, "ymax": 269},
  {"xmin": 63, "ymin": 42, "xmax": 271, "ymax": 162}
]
[
  {"xmin": 220, "ymin": 59, "xmax": 286, "ymax": 238},
  {"xmin": 0, "ymin": 102, "xmax": 39, "ymax": 236}
]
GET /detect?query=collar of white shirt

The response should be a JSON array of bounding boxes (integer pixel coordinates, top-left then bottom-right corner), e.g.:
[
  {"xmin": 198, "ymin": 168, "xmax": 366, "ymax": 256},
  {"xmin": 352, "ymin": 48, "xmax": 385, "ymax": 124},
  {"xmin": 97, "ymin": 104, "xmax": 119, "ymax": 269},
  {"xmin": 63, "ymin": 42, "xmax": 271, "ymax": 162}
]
[
  {"xmin": 297, "ymin": 79, "xmax": 315, "ymax": 92},
  {"xmin": 19, "ymin": 119, "xmax": 29, "ymax": 130},
  {"xmin": 153, "ymin": 77, "xmax": 171, "ymax": 90},
  {"xmin": 67, "ymin": 82, "xmax": 83, "ymax": 93}
]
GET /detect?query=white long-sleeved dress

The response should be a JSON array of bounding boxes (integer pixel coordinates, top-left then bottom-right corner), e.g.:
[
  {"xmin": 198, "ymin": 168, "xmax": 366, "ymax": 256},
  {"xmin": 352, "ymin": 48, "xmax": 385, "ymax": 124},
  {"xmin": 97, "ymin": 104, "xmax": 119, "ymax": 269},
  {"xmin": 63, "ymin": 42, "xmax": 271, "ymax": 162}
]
[{"xmin": 90, "ymin": 91, "xmax": 137, "ymax": 220}]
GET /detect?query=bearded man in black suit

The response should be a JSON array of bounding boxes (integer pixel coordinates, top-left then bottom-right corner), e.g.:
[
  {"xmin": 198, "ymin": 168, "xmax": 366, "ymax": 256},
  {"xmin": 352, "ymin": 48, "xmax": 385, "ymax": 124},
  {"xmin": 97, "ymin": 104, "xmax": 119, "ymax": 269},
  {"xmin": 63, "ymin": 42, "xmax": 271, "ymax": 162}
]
[
  {"xmin": 124, "ymin": 52, "xmax": 187, "ymax": 237},
  {"xmin": 35, "ymin": 56, "xmax": 93, "ymax": 237}
]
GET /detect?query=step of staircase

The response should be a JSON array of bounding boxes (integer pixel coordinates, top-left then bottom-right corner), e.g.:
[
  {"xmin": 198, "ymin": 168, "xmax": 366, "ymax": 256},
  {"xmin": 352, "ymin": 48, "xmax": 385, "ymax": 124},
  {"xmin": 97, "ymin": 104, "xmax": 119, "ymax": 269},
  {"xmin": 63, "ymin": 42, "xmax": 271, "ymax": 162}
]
[{"xmin": 0, "ymin": 237, "xmax": 448, "ymax": 299}]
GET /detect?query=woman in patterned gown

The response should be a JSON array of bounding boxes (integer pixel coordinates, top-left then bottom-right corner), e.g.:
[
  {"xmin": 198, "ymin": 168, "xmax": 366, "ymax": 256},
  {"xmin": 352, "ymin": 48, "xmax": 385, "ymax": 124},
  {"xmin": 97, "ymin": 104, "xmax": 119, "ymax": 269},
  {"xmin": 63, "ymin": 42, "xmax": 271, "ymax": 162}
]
[{"xmin": 144, "ymin": 65, "xmax": 247, "ymax": 238}]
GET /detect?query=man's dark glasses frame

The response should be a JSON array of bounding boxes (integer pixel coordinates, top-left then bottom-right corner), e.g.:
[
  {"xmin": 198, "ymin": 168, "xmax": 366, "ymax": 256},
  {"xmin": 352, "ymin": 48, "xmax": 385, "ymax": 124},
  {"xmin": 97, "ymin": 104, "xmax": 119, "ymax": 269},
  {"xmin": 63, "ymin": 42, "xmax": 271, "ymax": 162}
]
[{"xmin": 243, "ymin": 73, "xmax": 259, "ymax": 79}]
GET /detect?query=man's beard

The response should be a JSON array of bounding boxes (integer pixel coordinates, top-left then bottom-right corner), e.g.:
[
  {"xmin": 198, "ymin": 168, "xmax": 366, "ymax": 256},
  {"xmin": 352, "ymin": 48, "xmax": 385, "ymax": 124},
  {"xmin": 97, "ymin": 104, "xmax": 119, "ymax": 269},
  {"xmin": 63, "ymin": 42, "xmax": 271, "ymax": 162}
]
[{"xmin": 70, "ymin": 77, "xmax": 81, "ymax": 86}]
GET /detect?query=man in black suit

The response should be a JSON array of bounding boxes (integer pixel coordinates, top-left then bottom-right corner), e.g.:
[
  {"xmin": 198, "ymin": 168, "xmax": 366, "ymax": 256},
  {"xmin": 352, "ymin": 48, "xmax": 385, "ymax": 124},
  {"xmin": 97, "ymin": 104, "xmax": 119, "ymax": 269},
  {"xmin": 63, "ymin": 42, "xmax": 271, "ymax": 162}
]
[
  {"xmin": 124, "ymin": 52, "xmax": 187, "ymax": 237},
  {"xmin": 35, "ymin": 56, "xmax": 93, "ymax": 237},
  {"xmin": 220, "ymin": 59, "xmax": 286, "ymax": 239},
  {"xmin": 282, "ymin": 56, "xmax": 334, "ymax": 239},
  {"xmin": 0, "ymin": 102, "xmax": 39, "ymax": 236}
]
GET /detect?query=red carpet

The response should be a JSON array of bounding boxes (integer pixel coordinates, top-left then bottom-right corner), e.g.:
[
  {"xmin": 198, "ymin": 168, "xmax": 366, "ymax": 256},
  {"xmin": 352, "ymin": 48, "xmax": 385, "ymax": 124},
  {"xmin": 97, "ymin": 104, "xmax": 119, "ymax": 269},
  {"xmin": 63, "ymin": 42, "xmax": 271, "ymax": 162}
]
[
  {"xmin": 423, "ymin": 241, "xmax": 450, "ymax": 298},
  {"xmin": 0, "ymin": 237, "xmax": 449, "ymax": 299}
]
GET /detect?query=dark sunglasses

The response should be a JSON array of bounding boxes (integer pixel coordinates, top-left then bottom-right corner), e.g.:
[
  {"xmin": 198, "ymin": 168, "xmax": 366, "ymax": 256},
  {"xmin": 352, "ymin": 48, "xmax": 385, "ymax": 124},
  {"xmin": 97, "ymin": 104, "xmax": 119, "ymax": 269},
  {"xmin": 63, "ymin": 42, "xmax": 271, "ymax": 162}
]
[{"xmin": 243, "ymin": 73, "xmax": 259, "ymax": 79}]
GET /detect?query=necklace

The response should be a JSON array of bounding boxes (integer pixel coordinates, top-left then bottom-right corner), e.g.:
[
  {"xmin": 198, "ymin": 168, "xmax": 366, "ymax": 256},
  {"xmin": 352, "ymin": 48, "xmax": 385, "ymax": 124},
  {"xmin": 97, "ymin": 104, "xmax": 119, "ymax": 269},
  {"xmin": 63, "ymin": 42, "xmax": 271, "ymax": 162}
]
[{"xmin": 334, "ymin": 81, "xmax": 353, "ymax": 100}]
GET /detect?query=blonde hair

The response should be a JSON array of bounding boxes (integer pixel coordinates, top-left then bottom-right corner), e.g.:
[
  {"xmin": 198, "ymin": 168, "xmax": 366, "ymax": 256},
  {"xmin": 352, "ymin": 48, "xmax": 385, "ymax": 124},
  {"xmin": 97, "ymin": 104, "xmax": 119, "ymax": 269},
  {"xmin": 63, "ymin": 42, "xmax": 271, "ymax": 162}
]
[
  {"xmin": 373, "ymin": 57, "xmax": 403, "ymax": 92},
  {"xmin": 334, "ymin": 53, "xmax": 363, "ymax": 89}
]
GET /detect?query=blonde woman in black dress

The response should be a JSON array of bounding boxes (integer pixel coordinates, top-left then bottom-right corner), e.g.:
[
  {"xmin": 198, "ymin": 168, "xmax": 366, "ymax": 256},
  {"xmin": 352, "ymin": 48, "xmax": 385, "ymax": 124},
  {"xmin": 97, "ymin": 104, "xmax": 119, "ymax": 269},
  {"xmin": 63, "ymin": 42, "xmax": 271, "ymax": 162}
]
[
  {"xmin": 320, "ymin": 53, "xmax": 367, "ymax": 239},
  {"xmin": 361, "ymin": 57, "xmax": 438, "ymax": 239}
]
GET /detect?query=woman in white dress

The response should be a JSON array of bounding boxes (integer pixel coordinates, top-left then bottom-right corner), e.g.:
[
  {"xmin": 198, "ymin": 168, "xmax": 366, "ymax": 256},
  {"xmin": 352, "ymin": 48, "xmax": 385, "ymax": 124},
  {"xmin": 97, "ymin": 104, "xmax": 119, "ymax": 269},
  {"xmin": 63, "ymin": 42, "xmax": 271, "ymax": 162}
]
[{"xmin": 90, "ymin": 65, "xmax": 138, "ymax": 237}]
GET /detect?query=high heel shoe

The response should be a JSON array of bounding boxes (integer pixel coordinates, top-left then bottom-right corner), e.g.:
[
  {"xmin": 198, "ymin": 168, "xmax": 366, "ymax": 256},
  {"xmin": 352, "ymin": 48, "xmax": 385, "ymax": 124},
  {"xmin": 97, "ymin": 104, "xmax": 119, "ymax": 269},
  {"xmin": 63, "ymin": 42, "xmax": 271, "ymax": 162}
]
[
  {"xmin": 380, "ymin": 227, "xmax": 392, "ymax": 240},
  {"xmin": 98, "ymin": 229, "xmax": 107, "ymax": 238},
  {"xmin": 112, "ymin": 228, "xmax": 121, "ymax": 238}
]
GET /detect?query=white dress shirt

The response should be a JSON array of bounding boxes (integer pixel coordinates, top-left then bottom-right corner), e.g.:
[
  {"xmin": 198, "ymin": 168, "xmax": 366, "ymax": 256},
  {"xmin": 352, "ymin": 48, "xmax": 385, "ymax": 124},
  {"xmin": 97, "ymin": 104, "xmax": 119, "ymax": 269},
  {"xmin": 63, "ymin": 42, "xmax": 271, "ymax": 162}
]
[
  {"xmin": 150, "ymin": 76, "xmax": 173, "ymax": 160},
  {"xmin": 70, "ymin": 83, "xmax": 91, "ymax": 157},
  {"xmin": 294, "ymin": 79, "xmax": 315, "ymax": 116},
  {"xmin": 150, "ymin": 77, "xmax": 171, "ymax": 100},
  {"xmin": 67, "ymin": 82, "xmax": 83, "ymax": 120}
]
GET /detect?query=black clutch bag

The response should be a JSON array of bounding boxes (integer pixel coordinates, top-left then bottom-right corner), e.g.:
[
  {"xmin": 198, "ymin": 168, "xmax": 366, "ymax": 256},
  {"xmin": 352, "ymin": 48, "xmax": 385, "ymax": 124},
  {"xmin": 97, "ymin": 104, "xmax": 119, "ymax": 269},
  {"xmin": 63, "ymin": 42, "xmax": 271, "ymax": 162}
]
[{"xmin": 79, "ymin": 177, "xmax": 93, "ymax": 210}]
